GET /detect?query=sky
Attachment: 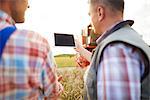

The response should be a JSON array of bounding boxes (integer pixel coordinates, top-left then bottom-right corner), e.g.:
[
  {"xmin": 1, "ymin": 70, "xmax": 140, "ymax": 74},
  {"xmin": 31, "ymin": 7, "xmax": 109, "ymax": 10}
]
[{"xmin": 16, "ymin": 0, "xmax": 150, "ymax": 55}]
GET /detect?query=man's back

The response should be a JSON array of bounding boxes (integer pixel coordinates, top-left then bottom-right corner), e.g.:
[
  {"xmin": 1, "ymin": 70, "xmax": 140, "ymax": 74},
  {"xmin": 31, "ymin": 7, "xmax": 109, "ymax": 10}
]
[{"xmin": 0, "ymin": 10, "xmax": 62, "ymax": 100}]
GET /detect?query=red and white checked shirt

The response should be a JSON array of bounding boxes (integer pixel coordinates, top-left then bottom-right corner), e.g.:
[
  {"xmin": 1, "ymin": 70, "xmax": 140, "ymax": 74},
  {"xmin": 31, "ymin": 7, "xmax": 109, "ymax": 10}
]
[
  {"xmin": 0, "ymin": 10, "xmax": 62, "ymax": 100},
  {"xmin": 97, "ymin": 21, "xmax": 146, "ymax": 100}
]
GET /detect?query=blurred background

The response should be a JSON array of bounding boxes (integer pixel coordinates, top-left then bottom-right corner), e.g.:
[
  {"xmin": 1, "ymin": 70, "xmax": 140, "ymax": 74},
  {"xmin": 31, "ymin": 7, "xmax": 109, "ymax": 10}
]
[{"xmin": 16, "ymin": 0, "xmax": 150, "ymax": 55}]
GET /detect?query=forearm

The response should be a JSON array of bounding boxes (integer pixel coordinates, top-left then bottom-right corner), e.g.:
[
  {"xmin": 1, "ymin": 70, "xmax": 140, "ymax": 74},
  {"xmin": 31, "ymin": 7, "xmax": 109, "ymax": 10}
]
[
  {"xmin": 42, "ymin": 51, "xmax": 63, "ymax": 99},
  {"xmin": 79, "ymin": 46, "xmax": 92, "ymax": 62}
]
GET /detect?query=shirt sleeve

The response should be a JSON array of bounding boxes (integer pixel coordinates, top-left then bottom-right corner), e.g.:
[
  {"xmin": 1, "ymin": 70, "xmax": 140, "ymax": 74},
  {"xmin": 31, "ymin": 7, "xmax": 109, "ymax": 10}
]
[
  {"xmin": 97, "ymin": 43, "xmax": 145, "ymax": 100},
  {"xmin": 40, "ymin": 48, "xmax": 62, "ymax": 99}
]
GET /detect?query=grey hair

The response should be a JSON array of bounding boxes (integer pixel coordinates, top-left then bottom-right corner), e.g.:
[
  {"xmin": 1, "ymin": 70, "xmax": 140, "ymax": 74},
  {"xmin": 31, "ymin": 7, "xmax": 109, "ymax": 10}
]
[{"xmin": 88, "ymin": 0, "xmax": 124, "ymax": 13}]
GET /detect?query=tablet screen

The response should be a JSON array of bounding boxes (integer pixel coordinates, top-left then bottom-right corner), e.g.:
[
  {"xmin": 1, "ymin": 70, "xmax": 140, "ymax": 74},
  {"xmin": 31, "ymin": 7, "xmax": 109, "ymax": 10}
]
[{"xmin": 54, "ymin": 33, "xmax": 75, "ymax": 46}]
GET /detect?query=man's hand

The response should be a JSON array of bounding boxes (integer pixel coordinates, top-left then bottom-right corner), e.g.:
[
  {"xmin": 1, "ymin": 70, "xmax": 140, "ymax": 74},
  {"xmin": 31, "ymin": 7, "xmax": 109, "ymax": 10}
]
[
  {"xmin": 76, "ymin": 55, "xmax": 90, "ymax": 68},
  {"xmin": 58, "ymin": 75, "xmax": 63, "ymax": 82}
]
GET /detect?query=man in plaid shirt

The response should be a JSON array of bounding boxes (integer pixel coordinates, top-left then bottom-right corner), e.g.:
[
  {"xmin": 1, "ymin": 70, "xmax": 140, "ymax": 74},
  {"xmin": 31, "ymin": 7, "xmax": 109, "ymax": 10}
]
[
  {"xmin": 0, "ymin": 0, "xmax": 63, "ymax": 99},
  {"xmin": 75, "ymin": 0, "xmax": 150, "ymax": 99}
]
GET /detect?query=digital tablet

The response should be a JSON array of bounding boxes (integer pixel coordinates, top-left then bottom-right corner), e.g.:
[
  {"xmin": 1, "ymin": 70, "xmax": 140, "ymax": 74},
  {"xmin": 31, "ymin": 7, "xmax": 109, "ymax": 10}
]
[{"xmin": 54, "ymin": 33, "xmax": 75, "ymax": 46}]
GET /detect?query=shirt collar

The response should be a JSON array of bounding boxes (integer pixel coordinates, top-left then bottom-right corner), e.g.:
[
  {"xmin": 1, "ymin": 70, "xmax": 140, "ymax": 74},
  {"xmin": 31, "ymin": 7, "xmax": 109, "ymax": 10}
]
[
  {"xmin": 96, "ymin": 20, "xmax": 134, "ymax": 44},
  {"xmin": 0, "ymin": 10, "xmax": 15, "ymax": 25}
]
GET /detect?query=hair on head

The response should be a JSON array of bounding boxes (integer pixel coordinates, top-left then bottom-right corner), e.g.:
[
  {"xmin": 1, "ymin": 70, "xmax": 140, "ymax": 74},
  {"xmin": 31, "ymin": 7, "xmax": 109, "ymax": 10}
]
[{"xmin": 89, "ymin": 0, "xmax": 124, "ymax": 13}]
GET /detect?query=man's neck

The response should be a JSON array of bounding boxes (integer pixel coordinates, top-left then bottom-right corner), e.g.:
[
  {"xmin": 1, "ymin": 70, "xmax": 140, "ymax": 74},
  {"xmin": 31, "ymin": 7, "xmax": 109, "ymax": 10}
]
[{"xmin": 102, "ymin": 15, "xmax": 123, "ymax": 34}]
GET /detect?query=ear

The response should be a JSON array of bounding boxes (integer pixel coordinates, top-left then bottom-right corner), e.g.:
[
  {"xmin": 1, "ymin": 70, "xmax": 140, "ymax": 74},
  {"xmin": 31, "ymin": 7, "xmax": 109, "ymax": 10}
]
[{"xmin": 97, "ymin": 6, "xmax": 104, "ymax": 21}]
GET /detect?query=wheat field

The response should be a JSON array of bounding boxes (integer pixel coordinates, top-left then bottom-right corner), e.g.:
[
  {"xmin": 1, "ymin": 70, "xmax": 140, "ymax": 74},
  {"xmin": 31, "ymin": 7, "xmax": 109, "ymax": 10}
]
[
  {"xmin": 55, "ymin": 54, "xmax": 76, "ymax": 68},
  {"xmin": 55, "ymin": 54, "xmax": 86, "ymax": 100},
  {"xmin": 57, "ymin": 67, "xmax": 86, "ymax": 100}
]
